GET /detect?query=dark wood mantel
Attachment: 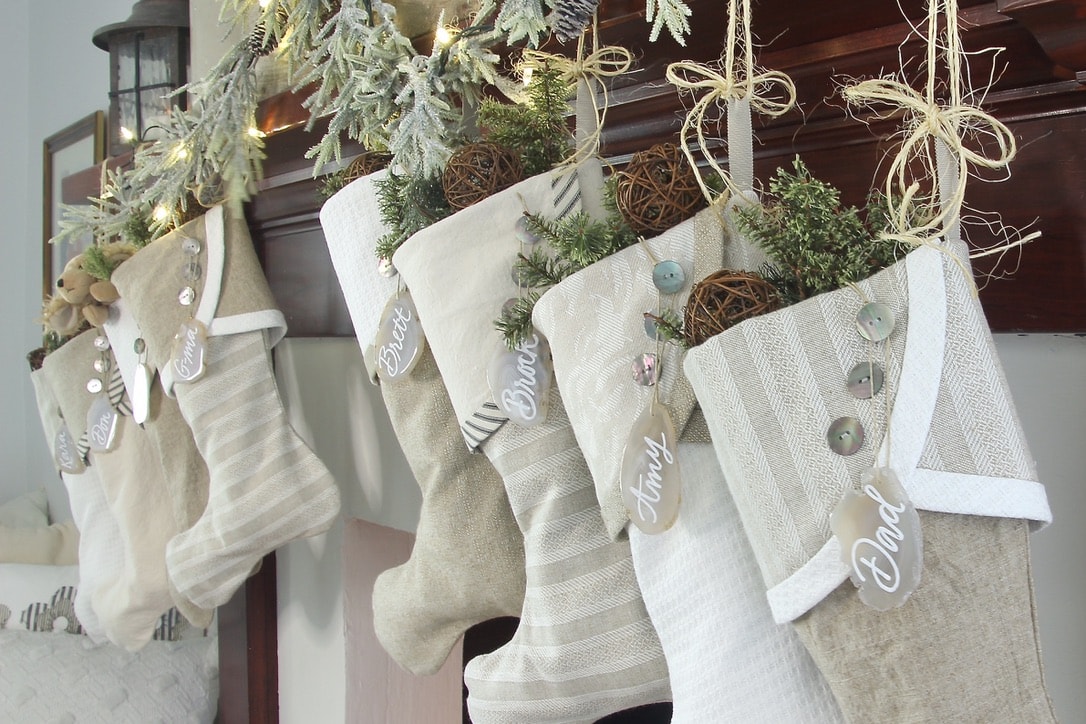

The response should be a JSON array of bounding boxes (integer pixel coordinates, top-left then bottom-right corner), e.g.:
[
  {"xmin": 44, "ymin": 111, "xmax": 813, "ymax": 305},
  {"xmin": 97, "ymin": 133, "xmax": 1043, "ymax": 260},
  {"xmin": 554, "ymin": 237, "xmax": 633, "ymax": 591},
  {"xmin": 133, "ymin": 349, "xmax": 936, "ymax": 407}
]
[{"xmin": 245, "ymin": 0, "xmax": 1086, "ymax": 337}]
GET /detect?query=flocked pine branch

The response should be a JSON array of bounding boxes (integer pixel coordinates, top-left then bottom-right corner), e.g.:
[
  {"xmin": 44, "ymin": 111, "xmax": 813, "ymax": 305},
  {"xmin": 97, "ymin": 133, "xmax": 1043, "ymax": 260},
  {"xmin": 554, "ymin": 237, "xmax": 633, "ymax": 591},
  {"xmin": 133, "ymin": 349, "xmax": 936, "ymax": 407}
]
[
  {"xmin": 53, "ymin": 165, "xmax": 156, "ymax": 248},
  {"xmin": 495, "ymin": 0, "xmax": 552, "ymax": 47},
  {"xmin": 645, "ymin": 0, "xmax": 692, "ymax": 46},
  {"xmin": 133, "ymin": 37, "xmax": 265, "ymax": 227}
]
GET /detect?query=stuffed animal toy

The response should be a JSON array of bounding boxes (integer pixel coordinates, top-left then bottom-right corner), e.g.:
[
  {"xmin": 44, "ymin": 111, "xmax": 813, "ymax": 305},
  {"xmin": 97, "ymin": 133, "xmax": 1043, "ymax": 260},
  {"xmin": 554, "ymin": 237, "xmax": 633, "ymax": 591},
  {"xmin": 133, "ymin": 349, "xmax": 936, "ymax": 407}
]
[{"xmin": 46, "ymin": 243, "xmax": 137, "ymax": 331}]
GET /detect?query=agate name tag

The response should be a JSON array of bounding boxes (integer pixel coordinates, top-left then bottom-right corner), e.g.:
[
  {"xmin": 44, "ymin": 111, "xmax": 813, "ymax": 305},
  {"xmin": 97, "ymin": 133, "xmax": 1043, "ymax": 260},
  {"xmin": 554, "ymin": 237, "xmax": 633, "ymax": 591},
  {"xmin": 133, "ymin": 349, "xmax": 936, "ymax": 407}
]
[
  {"xmin": 375, "ymin": 294, "xmax": 425, "ymax": 382},
  {"xmin": 621, "ymin": 406, "xmax": 682, "ymax": 534},
  {"xmin": 488, "ymin": 332, "xmax": 552, "ymax": 427},
  {"xmin": 86, "ymin": 394, "xmax": 119, "ymax": 453},
  {"xmin": 54, "ymin": 424, "xmax": 85, "ymax": 474},
  {"xmin": 172, "ymin": 319, "xmax": 208, "ymax": 384},
  {"xmin": 831, "ymin": 467, "xmax": 923, "ymax": 611}
]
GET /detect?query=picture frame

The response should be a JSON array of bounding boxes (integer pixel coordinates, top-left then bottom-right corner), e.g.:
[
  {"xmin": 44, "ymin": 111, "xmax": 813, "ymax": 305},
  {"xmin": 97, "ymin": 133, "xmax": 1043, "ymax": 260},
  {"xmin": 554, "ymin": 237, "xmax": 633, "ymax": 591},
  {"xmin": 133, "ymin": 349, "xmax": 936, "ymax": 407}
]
[{"xmin": 42, "ymin": 111, "xmax": 106, "ymax": 297}]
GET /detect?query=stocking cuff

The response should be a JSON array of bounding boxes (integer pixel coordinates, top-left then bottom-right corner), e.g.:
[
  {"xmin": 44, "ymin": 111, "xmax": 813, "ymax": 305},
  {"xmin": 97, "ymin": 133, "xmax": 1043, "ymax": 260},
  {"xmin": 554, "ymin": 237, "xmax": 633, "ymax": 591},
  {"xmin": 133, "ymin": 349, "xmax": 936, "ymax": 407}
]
[
  {"xmin": 394, "ymin": 165, "xmax": 591, "ymax": 451},
  {"xmin": 685, "ymin": 241, "xmax": 1051, "ymax": 621}
]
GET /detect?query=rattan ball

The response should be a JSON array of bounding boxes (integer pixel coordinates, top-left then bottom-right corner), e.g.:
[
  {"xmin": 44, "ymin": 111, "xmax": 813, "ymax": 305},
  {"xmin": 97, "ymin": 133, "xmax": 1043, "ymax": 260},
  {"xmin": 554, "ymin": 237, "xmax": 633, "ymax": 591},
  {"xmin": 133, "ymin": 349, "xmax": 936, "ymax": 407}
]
[
  {"xmin": 443, "ymin": 142, "xmax": 525, "ymax": 211},
  {"xmin": 683, "ymin": 269, "xmax": 781, "ymax": 346},
  {"xmin": 615, "ymin": 143, "xmax": 706, "ymax": 234},
  {"xmin": 344, "ymin": 151, "xmax": 392, "ymax": 183}
]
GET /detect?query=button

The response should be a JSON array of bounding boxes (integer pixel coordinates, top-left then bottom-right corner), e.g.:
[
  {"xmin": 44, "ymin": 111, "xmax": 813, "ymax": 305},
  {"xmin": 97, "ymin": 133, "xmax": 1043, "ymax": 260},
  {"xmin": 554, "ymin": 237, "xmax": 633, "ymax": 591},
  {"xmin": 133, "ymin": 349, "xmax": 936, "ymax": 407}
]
[
  {"xmin": 856, "ymin": 302, "xmax": 895, "ymax": 341},
  {"xmin": 377, "ymin": 257, "xmax": 397, "ymax": 278},
  {"xmin": 181, "ymin": 260, "xmax": 202, "ymax": 282},
  {"xmin": 181, "ymin": 237, "xmax": 201, "ymax": 256},
  {"xmin": 515, "ymin": 215, "xmax": 542, "ymax": 245},
  {"xmin": 652, "ymin": 260, "xmax": 685, "ymax": 294},
  {"xmin": 93, "ymin": 335, "xmax": 111, "ymax": 352},
  {"xmin": 133, "ymin": 338, "xmax": 146, "ymax": 355},
  {"xmin": 93, "ymin": 357, "xmax": 112, "ymax": 374},
  {"xmin": 644, "ymin": 313, "xmax": 661, "ymax": 341},
  {"xmin": 827, "ymin": 416, "xmax": 865, "ymax": 455},
  {"xmin": 86, "ymin": 378, "xmax": 103, "ymax": 394},
  {"xmin": 632, "ymin": 353, "xmax": 660, "ymax": 386},
  {"xmin": 847, "ymin": 362, "xmax": 884, "ymax": 399},
  {"xmin": 178, "ymin": 286, "xmax": 197, "ymax": 306}
]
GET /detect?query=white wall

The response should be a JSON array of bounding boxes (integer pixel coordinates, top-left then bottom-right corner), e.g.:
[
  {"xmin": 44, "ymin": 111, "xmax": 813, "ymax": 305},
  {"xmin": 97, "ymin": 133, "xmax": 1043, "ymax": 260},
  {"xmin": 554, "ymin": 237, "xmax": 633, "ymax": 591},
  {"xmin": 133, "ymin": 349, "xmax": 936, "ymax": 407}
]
[{"xmin": 1, "ymin": 0, "xmax": 133, "ymax": 520}]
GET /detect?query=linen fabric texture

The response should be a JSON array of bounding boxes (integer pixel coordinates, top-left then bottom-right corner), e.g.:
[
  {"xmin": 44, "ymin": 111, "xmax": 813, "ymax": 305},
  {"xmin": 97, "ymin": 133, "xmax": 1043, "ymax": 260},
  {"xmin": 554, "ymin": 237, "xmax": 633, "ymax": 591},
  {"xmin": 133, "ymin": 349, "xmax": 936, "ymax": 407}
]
[
  {"xmin": 111, "ymin": 205, "xmax": 340, "ymax": 610},
  {"xmin": 683, "ymin": 241, "xmax": 1056, "ymax": 722},
  {"xmin": 395, "ymin": 169, "xmax": 670, "ymax": 721},
  {"xmin": 533, "ymin": 207, "xmax": 842, "ymax": 720},
  {"xmin": 320, "ymin": 171, "xmax": 526, "ymax": 675}
]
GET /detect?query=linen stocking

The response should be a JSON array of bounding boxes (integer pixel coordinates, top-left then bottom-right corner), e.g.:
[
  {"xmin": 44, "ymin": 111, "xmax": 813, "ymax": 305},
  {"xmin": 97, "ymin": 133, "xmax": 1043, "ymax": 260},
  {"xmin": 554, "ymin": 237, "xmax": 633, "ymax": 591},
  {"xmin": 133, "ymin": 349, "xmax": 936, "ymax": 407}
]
[
  {"xmin": 321, "ymin": 171, "xmax": 526, "ymax": 675},
  {"xmin": 111, "ymin": 205, "xmax": 340, "ymax": 610}
]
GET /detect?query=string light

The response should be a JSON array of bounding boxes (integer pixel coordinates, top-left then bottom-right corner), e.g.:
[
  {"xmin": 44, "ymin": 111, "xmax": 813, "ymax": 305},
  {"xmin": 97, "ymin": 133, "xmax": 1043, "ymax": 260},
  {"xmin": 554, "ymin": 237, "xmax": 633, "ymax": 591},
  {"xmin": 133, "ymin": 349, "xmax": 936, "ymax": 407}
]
[
  {"xmin": 153, "ymin": 205, "xmax": 171, "ymax": 222},
  {"xmin": 119, "ymin": 126, "xmax": 136, "ymax": 143},
  {"xmin": 247, "ymin": 126, "xmax": 266, "ymax": 139},
  {"xmin": 435, "ymin": 24, "xmax": 454, "ymax": 46}
]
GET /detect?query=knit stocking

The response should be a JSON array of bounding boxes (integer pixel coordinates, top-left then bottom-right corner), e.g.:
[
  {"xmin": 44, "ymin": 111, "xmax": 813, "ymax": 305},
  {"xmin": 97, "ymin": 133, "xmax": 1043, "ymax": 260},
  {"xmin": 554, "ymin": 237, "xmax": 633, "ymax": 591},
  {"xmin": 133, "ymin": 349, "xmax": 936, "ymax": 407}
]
[
  {"xmin": 321, "ymin": 171, "xmax": 526, "ymax": 675},
  {"xmin": 683, "ymin": 241, "xmax": 1056, "ymax": 722},
  {"xmin": 111, "ymin": 205, "xmax": 340, "ymax": 610}
]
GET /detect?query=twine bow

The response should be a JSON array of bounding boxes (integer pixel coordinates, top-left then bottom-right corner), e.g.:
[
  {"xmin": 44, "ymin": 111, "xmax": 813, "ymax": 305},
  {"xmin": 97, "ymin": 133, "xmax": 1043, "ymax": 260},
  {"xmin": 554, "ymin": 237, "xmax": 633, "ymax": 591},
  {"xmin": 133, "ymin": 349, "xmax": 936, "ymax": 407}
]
[{"xmin": 664, "ymin": 0, "xmax": 795, "ymax": 203}]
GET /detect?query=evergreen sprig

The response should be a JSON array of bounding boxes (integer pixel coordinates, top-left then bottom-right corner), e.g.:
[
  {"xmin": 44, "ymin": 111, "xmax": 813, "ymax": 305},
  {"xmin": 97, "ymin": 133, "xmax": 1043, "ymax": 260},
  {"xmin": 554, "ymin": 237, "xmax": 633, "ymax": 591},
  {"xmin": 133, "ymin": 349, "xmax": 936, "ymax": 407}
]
[
  {"xmin": 478, "ymin": 58, "xmax": 574, "ymax": 176},
  {"xmin": 373, "ymin": 170, "xmax": 453, "ymax": 259},
  {"xmin": 496, "ymin": 203, "xmax": 638, "ymax": 348},
  {"xmin": 734, "ymin": 156, "xmax": 905, "ymax": 303}
]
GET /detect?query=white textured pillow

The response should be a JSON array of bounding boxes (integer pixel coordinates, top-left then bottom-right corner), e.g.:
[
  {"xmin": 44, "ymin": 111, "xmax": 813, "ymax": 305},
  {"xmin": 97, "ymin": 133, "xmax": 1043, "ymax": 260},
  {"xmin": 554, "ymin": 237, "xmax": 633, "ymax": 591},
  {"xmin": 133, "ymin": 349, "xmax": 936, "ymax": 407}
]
[
  {"xmin": 0, "ymin": 521, "xmax": 79, "ymax": 565},
  {"xmin": 0, "ymin": 489, "xmax": 49, "ymax": 528},
  {"xmin": 0, "ymin": 628, "xmax": 218, "ymax": 724},
  {"xmin": 0, "ymin": 563, "xmax": 80, "ymax": 633}
]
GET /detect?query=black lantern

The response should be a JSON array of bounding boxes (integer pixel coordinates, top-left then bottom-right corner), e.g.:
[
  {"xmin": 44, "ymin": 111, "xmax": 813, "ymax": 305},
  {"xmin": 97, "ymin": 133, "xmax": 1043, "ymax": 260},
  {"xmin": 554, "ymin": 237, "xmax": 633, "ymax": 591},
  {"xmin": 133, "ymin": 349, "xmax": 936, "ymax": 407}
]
[{"xmin": 93, "ymin": 0, "xmax": 190, "ymax": 155}]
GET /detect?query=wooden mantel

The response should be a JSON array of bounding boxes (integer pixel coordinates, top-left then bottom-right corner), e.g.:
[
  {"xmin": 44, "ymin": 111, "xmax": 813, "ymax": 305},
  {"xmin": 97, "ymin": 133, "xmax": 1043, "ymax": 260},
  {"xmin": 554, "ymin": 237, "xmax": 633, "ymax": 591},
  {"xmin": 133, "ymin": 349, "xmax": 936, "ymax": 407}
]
[{"xmin": 241, "ymin": 0, "xmax": 1086, "ymax": 338}]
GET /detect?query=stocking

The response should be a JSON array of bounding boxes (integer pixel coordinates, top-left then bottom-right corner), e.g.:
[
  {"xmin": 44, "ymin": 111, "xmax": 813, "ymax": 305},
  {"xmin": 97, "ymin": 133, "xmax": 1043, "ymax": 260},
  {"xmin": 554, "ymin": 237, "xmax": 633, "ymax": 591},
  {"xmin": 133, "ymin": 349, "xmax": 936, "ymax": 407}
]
[
  {"xmin": 533, "ymin": 208, "xmax": 843, "ymax": 721},
  {"xmin": 111, "ymin": 204, "xmax": 340, "ymax": 610},
  {"xmin": 42, "ymin": 330, "xmax": 182, "ymax": 650},
  {"xmin": 31, "ymin": 366, "xmax": 123, "ymax": 642},
  {"xmin": 321, "ymin": 171, "xmax": 526, "ymax": 675},
  {"xmin": 683, "ymin": 241, "xmax": 1056, "ymax": 722},
  {"xmin": 394, "ymin": 167, "xmax": 670, "ymax": 721}
]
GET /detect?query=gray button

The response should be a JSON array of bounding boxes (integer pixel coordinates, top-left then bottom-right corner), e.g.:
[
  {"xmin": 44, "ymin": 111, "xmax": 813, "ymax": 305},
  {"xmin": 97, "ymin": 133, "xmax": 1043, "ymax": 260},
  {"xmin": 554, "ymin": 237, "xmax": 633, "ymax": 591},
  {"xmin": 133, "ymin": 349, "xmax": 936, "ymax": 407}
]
[
  {"xmin": 856, "ymin": 302, "xmax": 895, "ymax": 341},
  {"xmin": 652, "ymin": 260, "xmax": 686, "ymax": 294},
  {"xmin": 827, "ymin": 416, "xmax": 865, "ymax": 455},
  {"xmin": 847, "ymin": 362, "xmax": 884, "ymax": 399}
]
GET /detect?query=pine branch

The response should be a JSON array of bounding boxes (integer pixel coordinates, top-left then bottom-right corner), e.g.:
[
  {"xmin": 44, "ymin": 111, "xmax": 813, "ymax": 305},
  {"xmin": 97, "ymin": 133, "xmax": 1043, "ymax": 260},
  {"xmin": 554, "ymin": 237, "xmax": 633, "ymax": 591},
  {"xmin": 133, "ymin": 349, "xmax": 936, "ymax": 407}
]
[
  {"xmin": 645, "ymin": 0, "xmax": 693, "ymax": 46},
  {"xmin": 494, "ymin": 292, "xmax": 541, "ymax": 350},
  {"xmin": 373, "ymin": 170, "xmax": 452, "ymax": 259},
  {"xmin": 495, "ymin": 0, "xmax": 552, "ymax": 47},
  {"xmin": 514, "ymin": 247, "xmax": 576, "ymax": 288},
  {"xmin": 734, "ymin": 156, "xmax": 906, "ymax": 300}
]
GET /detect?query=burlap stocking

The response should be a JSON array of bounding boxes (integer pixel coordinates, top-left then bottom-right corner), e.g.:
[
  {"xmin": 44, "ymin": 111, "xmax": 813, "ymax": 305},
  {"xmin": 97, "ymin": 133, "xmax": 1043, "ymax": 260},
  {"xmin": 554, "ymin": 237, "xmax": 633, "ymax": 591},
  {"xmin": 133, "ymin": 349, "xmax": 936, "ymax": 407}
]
[
  {"xmin": 683, "ymin": 242, "xmax": 1056, "ymax": 722},
  {"xmin": 533, "ymin": 208, "xmax": 843, "ymax": 721},
  {"xmin": 42, "ymin": 330, "xmax": 184, "ymax": 650},
  {"xmin": 111, "ymin": 205, "xmax": 340, "ymax": 610},
  {"xmin": 320, "ymin": 172, "xmax": 526, "ymax": 675},
  {"xmin": 394, "ymin": 167, "xmax": 671, "ymax": 721}
]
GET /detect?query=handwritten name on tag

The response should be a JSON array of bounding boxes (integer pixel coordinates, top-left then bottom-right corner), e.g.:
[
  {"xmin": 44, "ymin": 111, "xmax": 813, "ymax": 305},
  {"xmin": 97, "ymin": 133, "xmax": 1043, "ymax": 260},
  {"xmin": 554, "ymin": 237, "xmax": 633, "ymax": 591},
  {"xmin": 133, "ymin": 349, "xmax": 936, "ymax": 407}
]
[
  {"xmin": 54, "ymin": 424, "xmax": 85, "ymax": 474},
  {"xmin": 488, "ymin": 332, "xmax": 552, "ymax": 427},
  {"xmin": 86, "ymin": 394, "xmax": 119, "ymax": 453},
  {"xmin": 171, "ymin": 319, "xmax": 208, "ymax": 384},
  {"xmin": 375, "ymin": 294, "xmax": 425, "ymax": 382},
  {"xmin": 831, "ymin": 467, "xmax": 923, "ymax": 611},
  {"xmin": 621, "ymin": 405, "xmax": 682, "ymax": 534}
]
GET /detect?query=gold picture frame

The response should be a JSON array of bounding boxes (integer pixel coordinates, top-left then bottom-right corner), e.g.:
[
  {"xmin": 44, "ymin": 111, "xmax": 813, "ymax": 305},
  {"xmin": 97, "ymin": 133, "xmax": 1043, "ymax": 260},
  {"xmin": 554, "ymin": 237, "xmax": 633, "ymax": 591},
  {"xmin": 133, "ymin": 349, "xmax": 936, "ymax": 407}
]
[{"xmin": 42, "ymin": 111, "xmax": 106, "ymax": 297}]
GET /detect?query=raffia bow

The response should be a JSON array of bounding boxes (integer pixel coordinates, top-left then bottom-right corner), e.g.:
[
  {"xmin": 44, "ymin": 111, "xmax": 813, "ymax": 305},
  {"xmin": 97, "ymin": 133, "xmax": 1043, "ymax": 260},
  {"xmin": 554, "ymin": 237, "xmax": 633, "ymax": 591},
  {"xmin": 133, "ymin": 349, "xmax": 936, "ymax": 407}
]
[
  {"xmin": 843, "ymin": 77, "xmax": 1016, "ymax": 247},
  {"xmin": 666, "ymin": 59, "xmax": 795, "ymax": 202}
]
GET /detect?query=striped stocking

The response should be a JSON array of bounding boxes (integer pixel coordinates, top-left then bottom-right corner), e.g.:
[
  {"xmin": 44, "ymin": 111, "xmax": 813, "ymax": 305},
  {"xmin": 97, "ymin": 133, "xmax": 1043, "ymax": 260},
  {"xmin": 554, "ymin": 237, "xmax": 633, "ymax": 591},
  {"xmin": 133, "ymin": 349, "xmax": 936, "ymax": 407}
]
[{"xmin": 165, "ymin": 329, "xmax": 340, "ymax": 609}]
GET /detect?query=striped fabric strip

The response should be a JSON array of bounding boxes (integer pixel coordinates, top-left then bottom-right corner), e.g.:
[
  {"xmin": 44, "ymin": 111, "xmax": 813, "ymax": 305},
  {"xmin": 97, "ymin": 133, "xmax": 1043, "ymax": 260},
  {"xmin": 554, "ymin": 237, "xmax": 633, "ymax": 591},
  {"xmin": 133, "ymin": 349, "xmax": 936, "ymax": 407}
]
[
  {"xmin": 76, "ymin": 364, "xmax": 132, "ymax": 458},
  {"xmin": 165, "ymin": 330, "xmax": 339, "ymax": 610}
]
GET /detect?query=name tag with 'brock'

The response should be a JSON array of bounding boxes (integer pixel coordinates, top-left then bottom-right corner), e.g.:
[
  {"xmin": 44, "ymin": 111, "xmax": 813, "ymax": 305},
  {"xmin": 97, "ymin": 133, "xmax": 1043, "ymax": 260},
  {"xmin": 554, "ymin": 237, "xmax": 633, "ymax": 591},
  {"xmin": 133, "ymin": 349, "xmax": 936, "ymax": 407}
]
[
  {"xmin": 831, "ymin": 467, "xmax": 923, "ymax": 611},
  {"xmin": 488, "ymin": 332, "xmax": 552, "ymax": 428}
]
